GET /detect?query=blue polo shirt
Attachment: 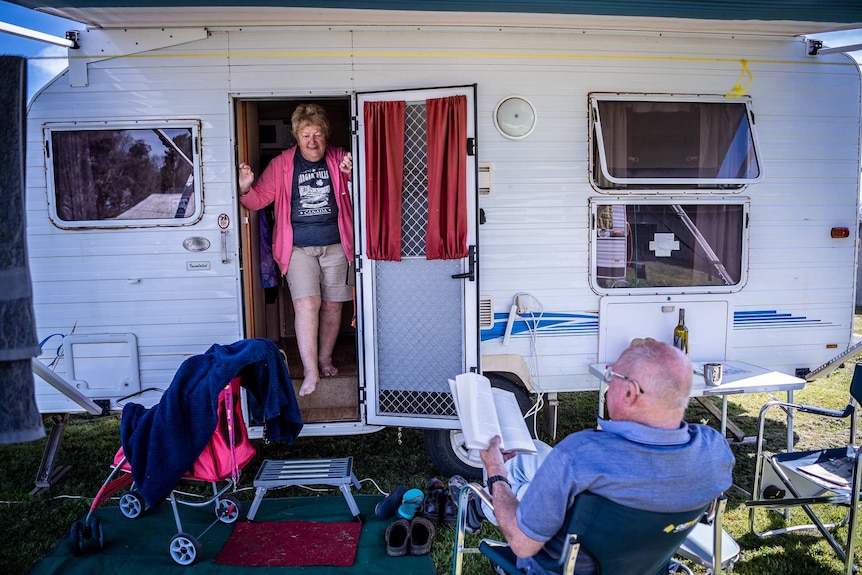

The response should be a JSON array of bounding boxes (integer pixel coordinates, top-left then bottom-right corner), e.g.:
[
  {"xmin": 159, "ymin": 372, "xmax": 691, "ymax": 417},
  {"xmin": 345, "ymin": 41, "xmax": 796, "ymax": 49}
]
[{"xmin": 516, "ymin": 418, "xmax": 734, "ymax": 574}]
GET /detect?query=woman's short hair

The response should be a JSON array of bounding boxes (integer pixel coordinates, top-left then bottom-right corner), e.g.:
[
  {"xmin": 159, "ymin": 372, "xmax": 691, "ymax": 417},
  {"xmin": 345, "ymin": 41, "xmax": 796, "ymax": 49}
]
[{"xmin": 291, "ymin": 103, "xmax": 331, "ymax": 139}]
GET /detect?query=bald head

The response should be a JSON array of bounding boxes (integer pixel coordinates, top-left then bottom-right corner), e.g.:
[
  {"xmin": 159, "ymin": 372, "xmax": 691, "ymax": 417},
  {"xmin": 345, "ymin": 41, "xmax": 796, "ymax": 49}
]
[{"xmin": 615, "ymin": 340, "xmax": 692, "ymax": 413}]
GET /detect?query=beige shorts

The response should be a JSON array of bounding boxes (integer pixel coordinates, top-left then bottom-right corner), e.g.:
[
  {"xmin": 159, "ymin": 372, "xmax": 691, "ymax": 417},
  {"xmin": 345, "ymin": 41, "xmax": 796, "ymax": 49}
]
[{"xmin": 286, "ymin": 244, "xmax": 353, "ymax": 302}]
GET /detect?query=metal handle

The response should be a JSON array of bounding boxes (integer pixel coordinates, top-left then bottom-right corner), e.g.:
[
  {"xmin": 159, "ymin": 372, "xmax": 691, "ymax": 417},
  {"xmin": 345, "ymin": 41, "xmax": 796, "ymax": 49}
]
[
  {"xmin": 221, "ymin": 229, "xmax": 229, "ymax": 264},
  {"xmin": 451, "ymin": 245, "xmax": 476, "ymax": 281}
]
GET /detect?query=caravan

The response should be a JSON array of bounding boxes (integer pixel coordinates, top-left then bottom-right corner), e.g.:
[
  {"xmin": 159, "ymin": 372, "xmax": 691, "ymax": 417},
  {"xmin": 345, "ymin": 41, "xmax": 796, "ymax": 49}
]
[{"xmin": 18, "ymin": 0, "xmax": 862, "ymax": 476}]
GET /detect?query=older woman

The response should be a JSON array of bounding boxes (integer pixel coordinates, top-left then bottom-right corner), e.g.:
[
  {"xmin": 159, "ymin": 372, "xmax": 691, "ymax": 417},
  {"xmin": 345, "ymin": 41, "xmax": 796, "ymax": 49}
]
[{"xmin": 239, "ymin": 103, "xmax": 353, "ymax": 396}]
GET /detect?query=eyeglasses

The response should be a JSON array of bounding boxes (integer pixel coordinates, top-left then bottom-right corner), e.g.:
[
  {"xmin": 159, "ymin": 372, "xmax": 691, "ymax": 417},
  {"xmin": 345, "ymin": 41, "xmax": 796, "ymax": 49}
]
[{"xmin": 603, "ymin": 364, "xmax": 646, "ymax": 395}]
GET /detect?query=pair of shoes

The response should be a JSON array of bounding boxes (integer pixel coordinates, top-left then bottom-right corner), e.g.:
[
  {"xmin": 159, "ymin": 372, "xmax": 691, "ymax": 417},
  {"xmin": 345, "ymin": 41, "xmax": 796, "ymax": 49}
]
[
  {"xmin": 385, "ymin": 517, "xmax": 436, "ymax": 556},
  {"xmin": 397, "ymin": 488, "xmax": 425, "ymax": 520},
  {"xmin": 422, "ymin": 477, "xmax": 459, "ymax": 526},
  {"xmin": 375, "ymin": 485, "xmax": 408, "ymax": 520}
]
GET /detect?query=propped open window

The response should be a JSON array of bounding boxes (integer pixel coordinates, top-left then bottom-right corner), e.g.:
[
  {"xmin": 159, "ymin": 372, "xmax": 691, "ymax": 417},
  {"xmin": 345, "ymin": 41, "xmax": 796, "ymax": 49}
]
[
  {"xmin": 45, "ymin": 120, "xmax": 202, "ymax": 228},
  {"xmin": 590, "ymin": 95, "xmax": 762, "ymax": 191}
]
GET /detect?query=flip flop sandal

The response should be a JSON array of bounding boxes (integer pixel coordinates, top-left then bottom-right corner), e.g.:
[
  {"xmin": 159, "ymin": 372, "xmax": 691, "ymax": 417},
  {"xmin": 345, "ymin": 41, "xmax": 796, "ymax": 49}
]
[
  {"xmin": 409, "ymin": 517, "xmax": 436, "ymax": 555},
  {"xmin": 385, "ymin": 518, "xmax": 411, "ymax": 557}
]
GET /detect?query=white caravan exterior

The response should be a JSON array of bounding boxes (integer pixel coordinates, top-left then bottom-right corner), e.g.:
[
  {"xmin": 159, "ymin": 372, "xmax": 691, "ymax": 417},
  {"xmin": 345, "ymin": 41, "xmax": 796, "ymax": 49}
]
[{"xmin": 20, "ymin": 3, "xmax": 862, "ymax": 474}]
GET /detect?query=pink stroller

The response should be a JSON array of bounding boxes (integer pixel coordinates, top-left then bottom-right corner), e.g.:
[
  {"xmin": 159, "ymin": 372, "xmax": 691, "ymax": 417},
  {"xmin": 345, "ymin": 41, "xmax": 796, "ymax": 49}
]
[{"xmin": 70, "ymin": 376, "xmax": 257, "ymax": 565}]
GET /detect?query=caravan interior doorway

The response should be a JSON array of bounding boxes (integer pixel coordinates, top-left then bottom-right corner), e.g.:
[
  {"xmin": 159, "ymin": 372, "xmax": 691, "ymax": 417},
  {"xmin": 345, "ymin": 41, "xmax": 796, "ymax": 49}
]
[{"xmin": 236, "ymin": 96, "xmax": 359, "ymax": 425}]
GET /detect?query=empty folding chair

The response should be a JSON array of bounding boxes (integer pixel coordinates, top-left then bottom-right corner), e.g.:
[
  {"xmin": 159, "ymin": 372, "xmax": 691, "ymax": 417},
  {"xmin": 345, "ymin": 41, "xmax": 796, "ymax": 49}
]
[{"xmin": 747, "ymin": 362, "xmax": 862, "ymax": 575}]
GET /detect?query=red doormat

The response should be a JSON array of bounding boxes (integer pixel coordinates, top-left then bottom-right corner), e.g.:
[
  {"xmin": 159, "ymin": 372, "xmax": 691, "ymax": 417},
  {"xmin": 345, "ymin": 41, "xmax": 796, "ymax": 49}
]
[{"xmin": 215, "ymin": 520, "xmax": 363, "ymax": 567}]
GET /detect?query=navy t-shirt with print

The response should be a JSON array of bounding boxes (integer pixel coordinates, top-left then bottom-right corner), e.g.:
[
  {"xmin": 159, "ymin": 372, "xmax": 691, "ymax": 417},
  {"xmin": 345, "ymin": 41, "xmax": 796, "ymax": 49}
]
[{"xmin": 291, "ymin": 153, "xmax": 340, "ymax": 247}]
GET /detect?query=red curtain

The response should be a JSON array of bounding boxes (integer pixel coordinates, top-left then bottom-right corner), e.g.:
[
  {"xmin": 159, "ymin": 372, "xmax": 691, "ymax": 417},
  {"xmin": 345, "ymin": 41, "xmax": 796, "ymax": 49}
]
[
  {"xmin": 426, "ymin": 95, "xmax": 468, "ymax": 260},
  {"xmin": 364, "ymin": 100, "xmax": 405, "ymax": 261}
]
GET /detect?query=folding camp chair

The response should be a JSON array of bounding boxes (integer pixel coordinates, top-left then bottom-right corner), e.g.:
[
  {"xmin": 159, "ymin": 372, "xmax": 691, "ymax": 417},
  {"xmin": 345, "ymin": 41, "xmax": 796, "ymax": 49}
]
[
  {"xmin": 747, "ymin": 362, "xmax": 862, "ymax": 575},
  {"xmin": 451, "ymin": 483, "xmax": 730, "ymax": 575}
]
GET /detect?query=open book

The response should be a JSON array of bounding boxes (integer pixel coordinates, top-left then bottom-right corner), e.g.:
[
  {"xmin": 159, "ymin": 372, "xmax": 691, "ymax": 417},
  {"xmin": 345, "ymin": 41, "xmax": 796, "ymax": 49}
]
[{"xmin": 449, "ymin": 372, "xmax": 537, "ymax": 454}]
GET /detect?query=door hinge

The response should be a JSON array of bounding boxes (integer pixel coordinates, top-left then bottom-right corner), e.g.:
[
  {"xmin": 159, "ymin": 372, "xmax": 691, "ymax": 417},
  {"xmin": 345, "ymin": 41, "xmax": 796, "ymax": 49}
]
[{"xmin": 467, "ymin": 137, "xmax": 476, "ymax": 156}]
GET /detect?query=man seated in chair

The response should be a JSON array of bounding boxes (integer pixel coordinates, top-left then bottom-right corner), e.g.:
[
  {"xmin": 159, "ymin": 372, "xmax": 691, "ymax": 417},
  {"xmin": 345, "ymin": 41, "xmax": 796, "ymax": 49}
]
[{"xmin": 477, "ymin": 339, "xmax": 735, "ymax": 575}]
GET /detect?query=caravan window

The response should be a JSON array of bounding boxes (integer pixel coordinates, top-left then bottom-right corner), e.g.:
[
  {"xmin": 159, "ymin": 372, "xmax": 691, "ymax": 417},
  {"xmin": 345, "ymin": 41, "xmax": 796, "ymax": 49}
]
[
  {"xmin": 591, "ymin": 201, "xmax": 747, "ymax": 293},
  {"xmin": 590, "ymin": 96, "xmax": 762, "ymax": 190},
  {"xmin": 45, "ymin": 121, "xmax": 201, "ymax": 227}
]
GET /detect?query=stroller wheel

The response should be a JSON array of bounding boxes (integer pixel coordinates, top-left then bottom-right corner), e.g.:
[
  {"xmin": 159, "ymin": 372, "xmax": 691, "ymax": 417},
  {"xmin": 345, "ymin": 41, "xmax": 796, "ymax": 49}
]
[
  {"xmin": 169, "ymin": 533, "xmax": 200, "ymax": 566},
  {"xmin": 87, "ymin": 516, "xmax": 104, "ymax": 551},
  {"xmin": 119, "ymin": 490, "xmax": 144, "ymax": 519},
  {"xmin": 69, "ymin": 520, "xmax": 85, "ymax": 556},
  {"xmin": 215, "ymin": 495, "xmax": 241, "ymax": 524}
]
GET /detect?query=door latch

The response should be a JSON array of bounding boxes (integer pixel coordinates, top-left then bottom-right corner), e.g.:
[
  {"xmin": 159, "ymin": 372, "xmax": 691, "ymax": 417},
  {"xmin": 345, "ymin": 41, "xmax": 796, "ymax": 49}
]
[{"xmin": 451, "ymin": 245, "xmax": 476, "ymax": 281}]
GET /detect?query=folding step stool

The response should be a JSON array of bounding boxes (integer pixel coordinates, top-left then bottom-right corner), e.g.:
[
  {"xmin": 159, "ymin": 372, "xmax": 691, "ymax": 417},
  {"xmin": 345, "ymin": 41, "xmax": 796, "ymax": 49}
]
[{"xmin": 246, "ymin": 457, "xmax": 362, "ymax": 521}]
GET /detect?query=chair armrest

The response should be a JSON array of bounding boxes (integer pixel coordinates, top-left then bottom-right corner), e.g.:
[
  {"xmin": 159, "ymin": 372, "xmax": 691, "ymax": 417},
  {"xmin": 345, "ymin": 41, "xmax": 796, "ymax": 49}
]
[
  {"xmin": 462, "ymin": 482, "xmax": 494, "ymax": 511},
  {"xmin": 759, "ymin": 400, "xmax": 851, "ymax": 422},
  {"xmin": 478, "ymin": 538, "xmax": 508, "ymax": 548}
]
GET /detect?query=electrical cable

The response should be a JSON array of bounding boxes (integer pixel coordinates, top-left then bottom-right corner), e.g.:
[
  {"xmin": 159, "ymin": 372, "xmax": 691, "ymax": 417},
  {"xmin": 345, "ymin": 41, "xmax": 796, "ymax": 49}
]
[{"xmin": 510, "ymin": 293, "xmax": 545, "ymax": 438}]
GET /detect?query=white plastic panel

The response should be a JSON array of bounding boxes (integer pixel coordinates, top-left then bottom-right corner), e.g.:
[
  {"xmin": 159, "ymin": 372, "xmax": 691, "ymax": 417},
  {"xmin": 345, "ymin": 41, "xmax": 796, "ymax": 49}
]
[
  {"xmin": 64, "ymin": 333, "xmax": 141, "ymax": 397},
  {"xmin": 598, "ymin": 295, "xmax": 730, "ymax": 363}
]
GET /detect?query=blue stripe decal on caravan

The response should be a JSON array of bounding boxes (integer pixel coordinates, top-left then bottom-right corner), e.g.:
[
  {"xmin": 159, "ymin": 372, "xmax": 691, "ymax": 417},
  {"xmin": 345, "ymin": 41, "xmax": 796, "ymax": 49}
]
[
  {"xmin": 733, "ymin": 310, "xmax": 832, "ymax": 329},
  {"xmin": 481, "ymin": 312, "xmax": 599, "ymax": 341}
]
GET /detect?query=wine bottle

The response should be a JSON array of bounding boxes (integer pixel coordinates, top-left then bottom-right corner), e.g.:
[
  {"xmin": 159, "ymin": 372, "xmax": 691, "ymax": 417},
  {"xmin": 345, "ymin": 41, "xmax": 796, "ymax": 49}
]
[{"xmin": 673, "ymin": 308, "xmax": 689, "ymax": 354}]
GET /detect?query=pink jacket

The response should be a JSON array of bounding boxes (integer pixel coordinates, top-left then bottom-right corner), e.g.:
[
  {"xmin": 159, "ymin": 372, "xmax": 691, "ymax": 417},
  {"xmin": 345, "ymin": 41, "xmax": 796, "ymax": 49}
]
[{"xmin": 240, "ymin": 146, "xmax": 354, "ymax": 275}]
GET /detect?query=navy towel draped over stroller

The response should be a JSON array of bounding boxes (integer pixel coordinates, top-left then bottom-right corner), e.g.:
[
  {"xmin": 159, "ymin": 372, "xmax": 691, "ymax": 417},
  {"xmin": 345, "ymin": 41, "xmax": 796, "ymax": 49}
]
[{"xmin": 120, "ymin": 338, "xmax": 302, "ymax": 508}]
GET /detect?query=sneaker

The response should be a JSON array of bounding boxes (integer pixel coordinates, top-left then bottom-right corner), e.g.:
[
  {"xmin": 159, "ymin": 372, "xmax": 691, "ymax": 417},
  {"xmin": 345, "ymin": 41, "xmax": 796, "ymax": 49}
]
[
  {"xmin": 447, "ymin": 474, "xmax": 468, "ymax": 502},
  {"xmin": 464, "ymin": 492, "xmax": 486, "ymax": 533},
  {"xmin": 375, "ymin": 485, "xmax": 408, "ymax": 520},
  {"xmin": 442, "ymin": 492, "xmax": 457, "ymax": 526},
  {"xmin": 422, "ymin": 489, "xmax": 444, "ymax": 524}
]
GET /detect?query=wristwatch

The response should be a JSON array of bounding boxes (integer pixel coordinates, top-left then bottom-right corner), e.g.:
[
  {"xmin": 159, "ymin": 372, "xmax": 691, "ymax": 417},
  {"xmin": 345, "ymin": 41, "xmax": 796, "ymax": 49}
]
[{"xmin": 487, "ymin": 475, "xmax": 510, "ymax": 492}]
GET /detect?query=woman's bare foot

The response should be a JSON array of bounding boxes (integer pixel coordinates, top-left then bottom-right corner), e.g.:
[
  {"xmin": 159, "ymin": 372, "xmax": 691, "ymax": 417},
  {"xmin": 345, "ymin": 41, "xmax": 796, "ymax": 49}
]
[
  {"xmin": 299, "ymin": 373, "xmax": 319, "ymax": 396},
  {"xmin": 319, "ymin": 359, "xmax": 338, "ymax": 377}
]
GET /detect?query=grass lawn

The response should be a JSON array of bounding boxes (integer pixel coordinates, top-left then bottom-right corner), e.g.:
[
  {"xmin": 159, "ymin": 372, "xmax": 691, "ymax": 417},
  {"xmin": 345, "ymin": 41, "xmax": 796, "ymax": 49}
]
[{"xmin": 4, "ymin": 320, "xmax": 862, "ymax": 574}]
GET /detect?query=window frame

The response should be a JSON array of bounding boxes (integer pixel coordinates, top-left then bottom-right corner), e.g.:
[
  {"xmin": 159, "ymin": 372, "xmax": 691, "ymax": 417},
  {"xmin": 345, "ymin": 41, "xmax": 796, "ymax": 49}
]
[
  {"xmin": 589, "ymin": 93, "xmax": 763, "ymax": 192},
  {"xmin": 589, "ymin": 196, "xmax": 750, "ymax": 296},
  {"xmin": 44, "ymin": 119, "xmax": 204, "ymax": 229}
]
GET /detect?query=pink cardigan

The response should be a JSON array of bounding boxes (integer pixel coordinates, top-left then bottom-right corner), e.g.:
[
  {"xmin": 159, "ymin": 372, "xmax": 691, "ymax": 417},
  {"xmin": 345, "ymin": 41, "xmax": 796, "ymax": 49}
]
[{"xmin": 240, "ymin": 146, "xmax": 354, "ymax": 275}]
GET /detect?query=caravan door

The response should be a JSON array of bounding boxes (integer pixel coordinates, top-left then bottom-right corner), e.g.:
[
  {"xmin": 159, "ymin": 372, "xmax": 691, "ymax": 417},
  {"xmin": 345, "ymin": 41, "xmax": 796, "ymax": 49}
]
[{"xmin": 356, "ymin": 86, "xmax": 479, "ymax": 428}]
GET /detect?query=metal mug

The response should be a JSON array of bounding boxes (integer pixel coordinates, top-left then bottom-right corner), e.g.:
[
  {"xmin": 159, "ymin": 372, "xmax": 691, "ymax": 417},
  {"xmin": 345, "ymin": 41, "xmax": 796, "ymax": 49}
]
[{"xmin": 703, "ymin": 363, "xmax": 723, "ymax": 386}]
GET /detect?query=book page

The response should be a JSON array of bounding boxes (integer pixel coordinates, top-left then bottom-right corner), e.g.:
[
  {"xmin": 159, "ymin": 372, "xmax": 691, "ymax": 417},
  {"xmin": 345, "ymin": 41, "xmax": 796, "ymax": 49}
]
[
  {"xmin": 449, "ymin": 374, "xmax": 501, "ymax": 450},
  {"xmin": 491, "ymin": 388, "xmax": 537, "ymax": 454}
]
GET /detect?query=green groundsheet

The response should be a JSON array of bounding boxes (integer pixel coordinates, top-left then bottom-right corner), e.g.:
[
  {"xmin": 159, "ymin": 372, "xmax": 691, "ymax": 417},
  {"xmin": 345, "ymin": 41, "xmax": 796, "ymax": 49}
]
[{"xmin": 31, "ymin": 495, "xmax": 436, "ymax": 575}]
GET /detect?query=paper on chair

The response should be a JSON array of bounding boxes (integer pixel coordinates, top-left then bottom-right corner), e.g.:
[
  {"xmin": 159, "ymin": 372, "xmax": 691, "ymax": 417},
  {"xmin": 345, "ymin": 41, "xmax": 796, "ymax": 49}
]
[
  {"xmin": 449, "ymin": 372, "xmax": 537, "ymax": 454},
  {"xmin": 797, "ymin": 456, "xmax": 854, "ymax": 489}
]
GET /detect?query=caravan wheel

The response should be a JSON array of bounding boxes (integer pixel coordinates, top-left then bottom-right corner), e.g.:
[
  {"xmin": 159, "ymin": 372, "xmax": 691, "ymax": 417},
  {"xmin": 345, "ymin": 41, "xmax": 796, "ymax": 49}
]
[{"xmin": 424, "ymin": 375, "xmax": 536, "ymax": 479}]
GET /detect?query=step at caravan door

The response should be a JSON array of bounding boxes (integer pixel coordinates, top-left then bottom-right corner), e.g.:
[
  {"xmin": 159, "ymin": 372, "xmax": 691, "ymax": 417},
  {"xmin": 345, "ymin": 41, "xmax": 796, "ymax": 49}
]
[{"xmin": 355, "ymin": 86, "xmax": 479, "ymax": 427}]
